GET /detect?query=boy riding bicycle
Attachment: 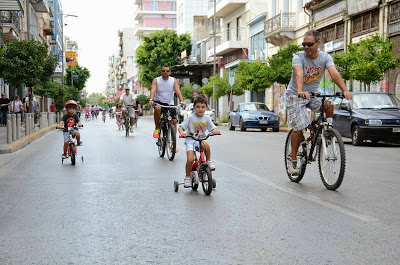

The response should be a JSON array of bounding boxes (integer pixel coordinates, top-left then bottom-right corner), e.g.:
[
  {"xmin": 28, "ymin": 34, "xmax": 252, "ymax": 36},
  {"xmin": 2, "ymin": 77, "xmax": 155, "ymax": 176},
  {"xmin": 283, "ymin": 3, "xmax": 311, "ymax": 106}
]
[
  {"xmin": 178, "ymin": 95, "xmax": 220, "ymax": 188},
  {"xmin": 57, "ymin": 100, "xmax": 83, "ymax": 159}
]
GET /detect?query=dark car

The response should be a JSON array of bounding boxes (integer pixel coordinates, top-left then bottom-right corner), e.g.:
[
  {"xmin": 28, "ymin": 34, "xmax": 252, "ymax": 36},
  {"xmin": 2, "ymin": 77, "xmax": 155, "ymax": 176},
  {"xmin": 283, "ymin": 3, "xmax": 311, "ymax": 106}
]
[
  {"xmin": 332, "ymin": 92, "xmax": 400, "ymax": 145},
  {"xmin": 229, "ymin": 102, "xmax": 280, "ymax": 132}
]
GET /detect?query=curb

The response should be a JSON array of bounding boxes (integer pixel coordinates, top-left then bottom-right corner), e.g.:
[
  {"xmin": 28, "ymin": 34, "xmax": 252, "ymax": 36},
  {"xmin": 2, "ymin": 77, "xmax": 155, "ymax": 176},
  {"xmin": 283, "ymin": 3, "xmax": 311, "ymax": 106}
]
[
  {"xmin": 219, "ymin": 122, "xmax": 292, "ymax": 132},
  {"xmin": 0, "ymin": 124, "xmax": 58, "ymax": 154}
]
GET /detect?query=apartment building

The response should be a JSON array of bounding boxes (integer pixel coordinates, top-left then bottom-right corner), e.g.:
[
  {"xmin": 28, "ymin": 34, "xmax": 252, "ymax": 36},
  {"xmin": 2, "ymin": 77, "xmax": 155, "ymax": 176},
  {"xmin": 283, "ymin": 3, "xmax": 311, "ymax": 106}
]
[{"xmin": 133, "ymin": 0, "xmax": 177, "ymax": 38}]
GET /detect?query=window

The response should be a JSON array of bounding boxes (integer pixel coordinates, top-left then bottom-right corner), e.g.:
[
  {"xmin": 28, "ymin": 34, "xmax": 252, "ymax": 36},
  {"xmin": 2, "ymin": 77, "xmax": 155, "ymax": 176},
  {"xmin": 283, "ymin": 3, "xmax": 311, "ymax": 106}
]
[
  {"xmin": 227, "ymin": 23, "xmax": 231, "ymax": 41},
  {"xmin": 352, "ymin": 9, "xmax": 379, "ymax": 35},
  {"xmin": 171, "ymin": 18, "xmax": 177, "ymax": 28},
  {"xmin": 237, "ymin": 16, "xmax": 242, "ymax": 40},
  {"xmin": 150, "ymin": 1, "xmax": 157, "ymax": 11},
  {"xmin": 171, "ymin": 1, "xmax": 176, "ymax": 11},
  {"xmin": 318, "ymin": 22, "xmax": 344, "ymax": 43}
]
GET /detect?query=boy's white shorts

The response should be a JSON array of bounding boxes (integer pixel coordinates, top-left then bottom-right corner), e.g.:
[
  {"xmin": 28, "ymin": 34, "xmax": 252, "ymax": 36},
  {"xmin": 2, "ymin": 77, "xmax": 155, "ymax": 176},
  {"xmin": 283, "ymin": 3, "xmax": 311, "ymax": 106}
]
[{"xmin": 185, "ymin": 138, "xmax": 200, "ymax": 152}]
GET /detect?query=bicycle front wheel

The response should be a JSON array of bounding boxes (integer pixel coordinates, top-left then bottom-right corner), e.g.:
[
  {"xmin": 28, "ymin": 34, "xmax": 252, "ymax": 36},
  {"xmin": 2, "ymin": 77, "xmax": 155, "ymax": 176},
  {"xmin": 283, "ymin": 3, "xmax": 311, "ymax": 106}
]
[
  {"xmin": 70, "ymin": 143, "xmax": 76, "ymax": 166},
  {"xmin": 158, "ymin": 126, "xmax": 166, "ymax": 157},
  {"xmin": 201, "ymin": 167, "xmax": 213, "ymax": 195},
  {"xmin": 166, "ymin": 124, "xmax": 176, "ymax": 161},
  {"xmin": 318, "ymin": 128, "xmax": 346, "ymax": 190},
  {"xmin": 125, "ymin": 118, "xmax": 129, "ymax": 137},
  {"xmin": 284, "ymin": 129, "xmax": 306, "ymax": 182}
]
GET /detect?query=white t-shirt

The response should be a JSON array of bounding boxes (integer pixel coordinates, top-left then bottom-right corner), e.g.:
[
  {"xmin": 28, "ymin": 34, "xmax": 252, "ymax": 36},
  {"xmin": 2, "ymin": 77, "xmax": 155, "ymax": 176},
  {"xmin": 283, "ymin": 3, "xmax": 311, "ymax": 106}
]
[
  {"xmin": 120, "ymin": 93, "xmax": 136, "ymax": 106},
  {"xmin": 12, "ymin": 100, "xmax": 23, "ymax": 112},
  {"xmin": 180, "ymin": 113, "xmax": 216, "ymax": 135}
]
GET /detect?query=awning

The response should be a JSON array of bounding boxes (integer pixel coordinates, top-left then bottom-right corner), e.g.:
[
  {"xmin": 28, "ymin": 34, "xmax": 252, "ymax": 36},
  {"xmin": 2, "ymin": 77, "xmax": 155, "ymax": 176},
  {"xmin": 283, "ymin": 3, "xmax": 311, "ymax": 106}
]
[{"xmin": 0, "ymin": 0, "xmax": 23, "ymax": 12}]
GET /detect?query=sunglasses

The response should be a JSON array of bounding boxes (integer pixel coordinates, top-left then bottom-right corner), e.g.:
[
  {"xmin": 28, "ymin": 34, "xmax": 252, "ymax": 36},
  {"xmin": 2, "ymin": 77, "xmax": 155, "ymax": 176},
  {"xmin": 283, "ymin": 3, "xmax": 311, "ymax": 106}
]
[
  {"xmin": 162, "ymin": 70, "xmax": 170, "ymax": 72},
  {"xmin": 302, "ymin": 41, "xmax": 317, "ymax": 47}
]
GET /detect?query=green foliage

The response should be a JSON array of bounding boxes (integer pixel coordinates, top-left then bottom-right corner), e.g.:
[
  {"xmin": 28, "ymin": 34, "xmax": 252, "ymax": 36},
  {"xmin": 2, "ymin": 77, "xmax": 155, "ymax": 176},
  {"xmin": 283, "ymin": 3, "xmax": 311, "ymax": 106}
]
[
  {"xmin": 334, "ymin": 34, "xmax": 400, "ymax": 86},
  {"xmin": 136, "ymin": 29, "xmax": 191, "ymax": 88},
  {"xmin": 144, "ymin": 103, "xmax": 151, "ymax": 111},
  {"xmin": 86, "ymin": 92, "xmax": 106, "ymax": 106},
  {"xmin": 268, "ymin": 43, "xmax": 302, "ymax": 86},
  {"xmin": 65, "ymin": 64, "xmax": 91, "ymax": 90},
  {"xmin": 181, "ymin": 83, "xmax": 195, "ymax": 100},
  {"xmin": 0, "ymin": 40, "xmax": 57, "ymax": 89},
  {"xmin": 78, "ymin": 98, "xmax": 87, "ymax": 107},
  {"xmin": 34, "ymin": 81, "xmax": 60, "ymax": 98},
  {"xmin": 137, "ymin": 94, "xmax": 150, "ymax": 106},
  {"xmin": 200, "ymin": 74, "xmax": 244, "ymax": 100},
  {"xmin": 235, "ymin": 60, "xmax": 274, "ymax": 95},
  {"xmin": 219, "ymin": 116, "xmax": 229, "ymax": 123}
]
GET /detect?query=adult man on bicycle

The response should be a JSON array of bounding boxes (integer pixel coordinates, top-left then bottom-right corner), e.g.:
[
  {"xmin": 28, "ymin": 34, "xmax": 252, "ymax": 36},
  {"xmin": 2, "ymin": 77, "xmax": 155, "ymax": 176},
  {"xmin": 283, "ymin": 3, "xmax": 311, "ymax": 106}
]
[
  {"xmin": 120, "ymin": 87, "xmax": 139, "ymax": 133},
  {"xmin": 286, "ymin": 30, "xmax": 352, "ymax": 174},
  {"xmin": 148, "ymin": 65, "xmax": 186, "ymax": 139}
]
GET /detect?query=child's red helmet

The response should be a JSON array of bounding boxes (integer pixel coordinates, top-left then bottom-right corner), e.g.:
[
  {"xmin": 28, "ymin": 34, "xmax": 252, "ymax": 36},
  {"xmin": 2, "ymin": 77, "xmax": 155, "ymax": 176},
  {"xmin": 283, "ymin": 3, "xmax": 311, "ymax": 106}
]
[{"xmin": 65, "ymin": 100, "xmax": 78, "ymax": 109}]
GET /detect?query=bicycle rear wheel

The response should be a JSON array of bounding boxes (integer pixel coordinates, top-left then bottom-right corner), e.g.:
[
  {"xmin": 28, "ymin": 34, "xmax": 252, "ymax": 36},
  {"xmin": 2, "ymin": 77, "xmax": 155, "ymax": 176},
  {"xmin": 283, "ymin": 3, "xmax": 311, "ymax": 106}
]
[
  {"xmin": 284, "ymin": 129, "xmax": 306, "ymax": 182},
  {"xmin": 158, "ymin": 126, "xmax": 166, "ymax": 157},
  {"xmin": 166, "ymin": 124, "xmax": 176, "ymax": 161},
  {"xmin": 201, "ymin": 167, "xmax": 213, "ymax": 195},
  {"xmin": 70, "ymin": 143, "xmax": 76, "ymax": 166},
  {"xmin": 318, "ymin": 128, "xmax": 346, "ymax": 190}
]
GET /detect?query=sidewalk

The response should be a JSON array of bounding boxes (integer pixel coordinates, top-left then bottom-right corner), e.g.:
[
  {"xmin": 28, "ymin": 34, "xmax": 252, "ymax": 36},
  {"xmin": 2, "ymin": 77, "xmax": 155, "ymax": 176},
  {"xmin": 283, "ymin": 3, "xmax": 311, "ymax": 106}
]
[{"xmin": 0, "ymin": 123, "xmax": 57, "ymax": 154}]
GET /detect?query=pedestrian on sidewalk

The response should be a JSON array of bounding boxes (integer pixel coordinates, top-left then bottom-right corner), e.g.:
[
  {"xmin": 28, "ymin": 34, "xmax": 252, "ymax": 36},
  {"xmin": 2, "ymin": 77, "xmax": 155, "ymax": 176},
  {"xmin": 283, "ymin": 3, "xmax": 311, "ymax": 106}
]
[
  {"xmin": 50, "ymin": 102, "xmax": 55, "ymax": 112},
  {"xmin": 0, "ymin": 93, "xmax": 11, "ymax": 127},
  {"xmin": 11, "ymin": 95, "xmax": 23, "ymax": 115}
]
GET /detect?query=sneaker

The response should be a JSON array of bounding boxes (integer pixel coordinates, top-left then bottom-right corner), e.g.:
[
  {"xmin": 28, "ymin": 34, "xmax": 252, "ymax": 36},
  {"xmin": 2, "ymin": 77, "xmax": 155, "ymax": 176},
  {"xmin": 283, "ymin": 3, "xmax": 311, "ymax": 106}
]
[
  {"xmin": 130, "ymin": 127, "xmax": 134, "ymax": 133},
  {"xmin": 207, "ymin": 160, "xmax": 216, "ymax": 171},
  {"xmin": 61, "ymin": 153, "xmax": 67, "ymax": 159},
  {"xmin": 153, "ymin": 129, "xmax": 159, "ymax": 138},
  {"xmin": 171, "ymin": 145, "xmax": 178, "ymax": 153},
  {"xmin": 77, "ymin": 141, "xmax": 83, "ymax": 146},
  {"xmin": 288, "ymin": 159, "xmax": 298, "ymax": 174},
  {"xmin": 184, "ymin": 176, "xmax": 192, "ymax": 188}
]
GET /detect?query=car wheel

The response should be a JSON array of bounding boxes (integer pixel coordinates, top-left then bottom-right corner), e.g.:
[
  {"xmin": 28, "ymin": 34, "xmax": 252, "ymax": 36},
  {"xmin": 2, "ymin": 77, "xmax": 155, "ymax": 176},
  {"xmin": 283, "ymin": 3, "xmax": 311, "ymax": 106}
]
[
  {"xmin": 229, "ymin": 119, "xmax": 235, "ymax": 131},
  {"xmin": 240, "ymin": 118, "xmax": 246, "ymax": 131},
  {"xmin": 261, "ymin": 128, "xmax": 267, "ymax": 132},
  {"xmin": 352, "ymin": 125, "xmax": 363, "ymax": 146},
  {"xmin": 273, "ymin": 128, "xmax": 279, "ymax": 132},
  {"xmin": 370, "ymin": 139, "xmax": 380, "ymax": 144}
]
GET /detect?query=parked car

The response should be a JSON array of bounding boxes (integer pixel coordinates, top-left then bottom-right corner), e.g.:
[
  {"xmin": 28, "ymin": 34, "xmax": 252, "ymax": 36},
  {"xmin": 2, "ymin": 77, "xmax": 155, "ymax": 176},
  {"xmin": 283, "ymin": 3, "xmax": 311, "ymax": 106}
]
[
  {"xmin": 229, "ymin": 102, "xmax": 280, "ymax": 132},
  {"xmin": 182, "ymin": 103, "xmax": 217, "ymax": 124},
  {"xmin": 332, "ymin": 92, "xmax": 400, "ymax": 145}
]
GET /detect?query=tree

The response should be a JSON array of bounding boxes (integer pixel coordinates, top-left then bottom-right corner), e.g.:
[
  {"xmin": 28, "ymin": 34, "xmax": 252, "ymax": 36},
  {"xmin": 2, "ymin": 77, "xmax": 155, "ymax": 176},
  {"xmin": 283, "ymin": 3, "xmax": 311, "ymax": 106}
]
[
  {"xmin": 0, "ymin": 40, "xmax": 57, "ymax": 111},
  {"xmin": 200, "ymin": 74, "xmax": 244, "ymax": 103},
  {"xmin": 235, "ymin": 60, "xmax": 274, "ymax": 102},
  {"xmin": 86, "ymin": 92, "xmax": 106, "ymax": 106},
  {"xmin": 136, "ymin": 94, "xmax": 150, "ymax": 106},
  {"xmin": 268, "ymin": 43, "xmax": 303, "ymax": 87},
  {"xmin": 65, "ymin": 64, "xmax": 91, "ymax": 91},
  {"xmin": 181, "ymin": 83, "xmax": 195, "ymax": 100},
  {"xmin": 136, "ymin": 29, "xmax": 191, "ymax": 88},
  {"xmin": 334, "ymin": 34, "xmax": 400, "ymax": 91}
]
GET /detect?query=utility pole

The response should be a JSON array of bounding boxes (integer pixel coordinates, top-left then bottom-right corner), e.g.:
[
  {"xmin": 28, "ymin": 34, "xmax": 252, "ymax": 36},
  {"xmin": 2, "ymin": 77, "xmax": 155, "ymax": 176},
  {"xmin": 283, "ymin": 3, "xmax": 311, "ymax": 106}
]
[
  {"xmin": 26, "ymin": 0, "xmax": 33, "ymax": 114},
  {"xmin": 213, "ymin": 0, "xmax": 217, "ymax": 115}
]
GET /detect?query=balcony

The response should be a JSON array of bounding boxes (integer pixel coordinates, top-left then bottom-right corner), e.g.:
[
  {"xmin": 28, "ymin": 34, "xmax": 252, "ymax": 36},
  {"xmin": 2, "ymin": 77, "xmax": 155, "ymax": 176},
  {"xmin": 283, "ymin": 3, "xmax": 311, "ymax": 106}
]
[
  {"xmin": 134, "ymin": 1, "xmax": 177, "ymax": 20},
  {"xmin": 134, "ymin": 25, "xmax": 176, "ymax": 36},
  {"xmin": 1, "ymin": 11, "xmax": 21, "ymax": 41},
  {"xmin": 32, "ymin": 0, "xmax": 50, "ymax": 13},
  {"xmin": 264, "ymin": 12, "xmax": 296, "ymax": 46},
  {"xmin": 208, "ymin": 27, "xmax": 248, "ymax": 57},
  {"xmin": 43, "ymin": 21, "xmax": 54, "ymax": 36},
  {"xmin": 207, "ymin": 0, "xmax": 248, "ymax": 18}
]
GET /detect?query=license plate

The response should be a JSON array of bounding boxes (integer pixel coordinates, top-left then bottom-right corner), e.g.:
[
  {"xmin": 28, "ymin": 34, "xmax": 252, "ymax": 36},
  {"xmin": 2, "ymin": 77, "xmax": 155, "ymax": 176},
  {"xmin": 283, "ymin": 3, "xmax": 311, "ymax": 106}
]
[
  {"xmin": 259, "ymin": 121, "xmax": 269, "ymax": 124},
  {"xmin": 394, "ymin": 128, "xmax": 400, "ymax": 133}
]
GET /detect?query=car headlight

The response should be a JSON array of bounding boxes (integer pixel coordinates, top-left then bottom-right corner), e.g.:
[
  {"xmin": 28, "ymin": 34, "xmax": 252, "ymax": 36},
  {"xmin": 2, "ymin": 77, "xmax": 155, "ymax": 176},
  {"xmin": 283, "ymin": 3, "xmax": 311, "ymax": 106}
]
[
  {"xmin": 243, "ymin": 115, "xmax": 256, "ymax": 120},
  {"xmin": 270, "ymin": 116, "xmax": 279, "ymax": 121},
  {"xmin": 365, "ymin": 119, "xmax": 382, "ymax": 126}
]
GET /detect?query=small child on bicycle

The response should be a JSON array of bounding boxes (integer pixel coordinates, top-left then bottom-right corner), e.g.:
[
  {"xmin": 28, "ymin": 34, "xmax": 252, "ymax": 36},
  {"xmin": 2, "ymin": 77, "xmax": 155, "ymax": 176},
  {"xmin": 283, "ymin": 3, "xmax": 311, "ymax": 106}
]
[
  {"xmin": 57, "ymin": 100, "xmax": 83, "ymax": 159},
  {"xmin": 178, "ymin": 95, "xmax": 220, "ymax": 188},
  {"xmin": 116, "ymin": 103, "xmax": 123, "ymax": 124}
]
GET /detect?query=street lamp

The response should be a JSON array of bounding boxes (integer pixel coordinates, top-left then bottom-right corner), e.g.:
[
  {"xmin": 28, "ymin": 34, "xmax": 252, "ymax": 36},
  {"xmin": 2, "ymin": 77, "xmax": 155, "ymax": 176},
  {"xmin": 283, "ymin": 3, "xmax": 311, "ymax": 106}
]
[
  {"xmin": 61, "ymin": 14, "xmax": 78, "ymax": 91},
  {"xmin": 213, "ymin": 0, "xmax": 217, "ymax": 115}
]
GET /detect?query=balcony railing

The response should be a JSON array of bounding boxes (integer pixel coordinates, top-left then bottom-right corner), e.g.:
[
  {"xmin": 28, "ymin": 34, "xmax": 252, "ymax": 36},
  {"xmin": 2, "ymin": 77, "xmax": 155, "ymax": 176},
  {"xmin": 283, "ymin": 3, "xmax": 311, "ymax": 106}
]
[
  {"xmin": 264, "ymin": 12, "xmax": 296, "ymax": 36},
  {"xmin": 218, "ymin": 27, "xmax": 248, "ymax": 43},
  {"xmin": 0, "ymin": 11, "xmax": 21, "ymax": 33},
  {"xmin": 138, "ymin": 1, "xmax": 176, "ymax": 12}
]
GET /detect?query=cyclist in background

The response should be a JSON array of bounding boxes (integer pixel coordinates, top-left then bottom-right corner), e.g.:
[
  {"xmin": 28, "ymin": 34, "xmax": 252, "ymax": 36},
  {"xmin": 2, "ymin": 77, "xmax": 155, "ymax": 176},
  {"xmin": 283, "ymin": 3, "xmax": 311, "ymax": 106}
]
[
  {"xmin": 120, "ymin": 87, "xmax": 137, "ymax": 133},
  {"xmin": 148, "ymin": 65, "xmax": 185, "ymax": 139}
]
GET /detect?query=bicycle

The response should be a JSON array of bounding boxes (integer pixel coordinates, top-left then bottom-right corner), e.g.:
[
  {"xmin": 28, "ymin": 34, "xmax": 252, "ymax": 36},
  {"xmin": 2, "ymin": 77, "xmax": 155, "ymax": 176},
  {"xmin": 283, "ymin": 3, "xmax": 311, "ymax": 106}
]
[
  {"xmin": 154, "ymin": 103, "xmax": 179, "ymax": 161},
  {"xmin": 116, "ymin": 111, "xmax": 124, "ymax": 130},
  {"xmin": 57, "ymin": 125, "xmax": 83, "ymax": 166},
  {"xmin": 174, "ymin": 133, "xmax": 219, "ymax": 195},
  {"xmin": 122, "ymin": 105, "xmax": 137, "ymax": 137},
  {"xmin": 284, "ymin": 92, "xmax": 346, "ymax": 190},
  {"xmin": 102, "ymin": 112, "xmax": 106, "ymax": 123},
  {"xmin": 85, "ymin": 112, "xmax": 90, "ymax": 121}
]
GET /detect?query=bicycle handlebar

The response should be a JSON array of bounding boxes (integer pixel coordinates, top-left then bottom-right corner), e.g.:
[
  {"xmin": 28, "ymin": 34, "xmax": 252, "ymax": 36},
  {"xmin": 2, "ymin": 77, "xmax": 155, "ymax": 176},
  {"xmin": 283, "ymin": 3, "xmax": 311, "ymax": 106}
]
[
  {"xmin": 153, "ymin": 102, "xmax": 180, "ymax": 109},
  {"xmin": 298, "ymin": 92, "xmax": 344, "ymax": 98},
  {"xmin": 56, "ymin": 125, "xmax": 83, "ymax": 132},
  {"xmin": 179, "ymin": 132, "xmax": 221, "ymax": 141}
]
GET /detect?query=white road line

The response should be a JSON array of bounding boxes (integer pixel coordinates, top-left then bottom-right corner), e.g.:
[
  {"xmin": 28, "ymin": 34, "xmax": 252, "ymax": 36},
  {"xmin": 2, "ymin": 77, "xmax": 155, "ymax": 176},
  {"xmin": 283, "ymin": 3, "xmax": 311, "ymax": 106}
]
[{"xmin": 218, "ymin": 161, "xmax": 380, "ymax": 224}]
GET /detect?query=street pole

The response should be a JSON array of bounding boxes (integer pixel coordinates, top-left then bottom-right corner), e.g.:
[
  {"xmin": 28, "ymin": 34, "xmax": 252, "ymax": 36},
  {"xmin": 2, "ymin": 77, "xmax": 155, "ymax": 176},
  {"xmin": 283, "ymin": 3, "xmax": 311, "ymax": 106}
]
[
  {"xmin": 26, "ymin": 0, "xmax": 33, "ymax": 114},
  {"xmin": 61, "ymin": 15, "xmax": 64, "ymax": 91},
  {"xmin": 213, "ymin": 0, "xmax": 217, "ymax": 115}
]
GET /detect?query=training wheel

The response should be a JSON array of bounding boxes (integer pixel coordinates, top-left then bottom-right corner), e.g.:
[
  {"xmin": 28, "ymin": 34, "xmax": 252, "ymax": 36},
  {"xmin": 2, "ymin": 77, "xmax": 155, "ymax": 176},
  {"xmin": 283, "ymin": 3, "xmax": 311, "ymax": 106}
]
[
  {"xmin": 61, "ymin": 159, "xmax": 64, "ymax": 164},
  {"xmin": 81, "ymin": 156, "xmax": 84, "ymax": 162},
  {"xmin": 174, "ymin": 181, "xmax": 179, "ymax": 192},
  {"xmin": 212, "ymin": 178, "xmax": 216, "ymax": 189}
]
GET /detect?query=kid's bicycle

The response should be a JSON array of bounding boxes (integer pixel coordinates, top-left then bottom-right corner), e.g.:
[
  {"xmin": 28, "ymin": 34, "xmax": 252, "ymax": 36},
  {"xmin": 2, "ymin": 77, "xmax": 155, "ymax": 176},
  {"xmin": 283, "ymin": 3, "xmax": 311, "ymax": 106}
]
[
  {"xmin": 154, "ymin": 103, "xmax": 179, "ymax": 161},
  {"xmin": 174, "ymin": 132, "xmax": 219, "ymax": 195},
  {"xmin": 58, "ymin": 125, "xmax": 83, "ymax": 166},
  {"xmin": 284, "ymin": 92, "xmax": 346, "ymax": 190}
]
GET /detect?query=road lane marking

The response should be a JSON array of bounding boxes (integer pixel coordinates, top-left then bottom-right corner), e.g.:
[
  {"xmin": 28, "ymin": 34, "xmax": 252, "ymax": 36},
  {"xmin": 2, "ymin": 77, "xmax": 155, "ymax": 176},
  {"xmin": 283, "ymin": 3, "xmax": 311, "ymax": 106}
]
[{"xmin": 218, "ymin": 161, "xmax": 380, "ymax": 224}]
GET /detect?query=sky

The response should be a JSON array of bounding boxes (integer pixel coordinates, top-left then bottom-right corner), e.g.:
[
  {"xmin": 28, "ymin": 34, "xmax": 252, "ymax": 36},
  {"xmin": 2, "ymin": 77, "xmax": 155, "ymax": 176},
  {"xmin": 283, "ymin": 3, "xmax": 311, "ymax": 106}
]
[{"xmin": 61, "ymin": 0, "xmax": 134, "ymax": 95}]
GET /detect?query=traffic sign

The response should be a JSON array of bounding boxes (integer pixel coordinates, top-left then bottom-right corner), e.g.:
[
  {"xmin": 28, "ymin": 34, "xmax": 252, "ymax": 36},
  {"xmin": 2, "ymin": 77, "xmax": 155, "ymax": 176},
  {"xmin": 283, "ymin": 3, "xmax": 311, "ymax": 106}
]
[
  {"xmin": 202, "ymin": 78, "xmax": 209, "ymax": 84},
  {"xmin": 229, "ymin": 71, "xmax": 235, "ymax": 87},
  {"xmin": 193, "ymin": 90, "xmax": 199, "ymax": 96}
]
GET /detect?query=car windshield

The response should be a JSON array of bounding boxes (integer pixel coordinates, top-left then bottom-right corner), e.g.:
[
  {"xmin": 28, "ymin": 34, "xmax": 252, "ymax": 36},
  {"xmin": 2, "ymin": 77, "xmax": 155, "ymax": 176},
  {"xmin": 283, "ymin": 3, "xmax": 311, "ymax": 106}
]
[
  {"xmin": 241, "ymin": 103, "xmax": 269, "ymax": 111},
  {"xmin": 353, "ymin": 93, "xmax": 400, "ymax": 109}
]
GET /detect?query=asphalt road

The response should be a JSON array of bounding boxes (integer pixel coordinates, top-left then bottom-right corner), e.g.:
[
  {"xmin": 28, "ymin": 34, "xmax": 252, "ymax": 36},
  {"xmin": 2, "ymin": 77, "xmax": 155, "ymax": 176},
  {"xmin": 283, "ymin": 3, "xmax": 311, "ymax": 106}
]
[{"xmin": 0, "ymin": 115, "xmax": 399, "ymax": 264}]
